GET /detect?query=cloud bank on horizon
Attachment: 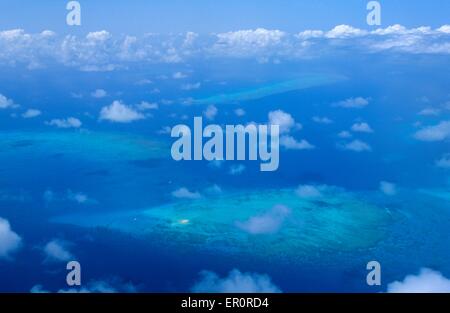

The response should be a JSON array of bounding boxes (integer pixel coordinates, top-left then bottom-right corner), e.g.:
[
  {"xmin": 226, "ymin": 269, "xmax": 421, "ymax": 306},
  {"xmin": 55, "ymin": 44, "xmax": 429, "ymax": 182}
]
[{"xmin": 0, "ymin": 24, "xmax": 449, "ymax": 71}]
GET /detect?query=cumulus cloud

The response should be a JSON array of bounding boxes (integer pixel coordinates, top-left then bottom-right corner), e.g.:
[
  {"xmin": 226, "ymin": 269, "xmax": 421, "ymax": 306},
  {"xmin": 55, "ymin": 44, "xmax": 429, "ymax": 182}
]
[
  {"xmin": 418, "ymin": 108, "xmax": 440, "ymax": 116},
  {"xmin": 30, "ymin": 285, "xmax": 49, "ymax": 293},
  {"xmin": 203, "ymin": 105, "xmax": 218, "ymax": 121},
  {"xmin": 183, "ymin": 31, "xmax": 199, "ymax": 47},
  {"xmin": 157, "ymin": 126, "xmax": 172, "ymax": 135},
  {"xmin": 229, "ymin": 164, "xmax": 246, "ymax": 175},
  {"xmin": 280, "ymin": 136, "xmax": 315, "ymax": 150},
  {"xmin": 312, "ymin": 116, "xmax": 333, "ymax": 124},
  {"xmin": 437, "ymin": 25, "xmax": 450, "ymax": 34},
  {"xmin": 1, "ymin": 25, "xmax": 449, "ymax": 70},
  {"xmin": 388, "ymin": 268, "xmax": 450, "ymax": 293},
  {"xmin": 21, "ymin": 109, "xmax": 41, "ymax": 118},
  {"xmin": 208, "ymin": 160, "xmax": 224, "ymax": 169},
  {"xmin": 337, "ymin": 131, "xmax": 352, "ymax": 138},
  {"xmin": 414, "ymin": 121, "xmax": 450, "ymax": 141},
  {"xmin": 91, "ymin": 89, "xmax": 107, "ymax": 98},
  {"xmin": 339, "ymin": 139, "xmax": 372, "ymax": 152},
  {"xmin": 171, "ymin": 187, "xmax": 202, "ymax": 200},
  {"xmin": 435, "ymin": 154, "xmax": 450, "ymax": 169},
  {"xmin": 0, "ymin": 93, "xmax": 18, "ymax": 109},
  {"xmin": 67, "ymin": 190, "xmax": 91, "ymax": 204},
  {"xmin": 86, "ymin": 30, "xmax": 111, "ymax": 42},
  {"xmin": 326, "ymin": 25, "xmax": 368, "ymax": 39},
  {"xmin": 43, "ymin": 239, "xmax": 73, "ymax": 262},
  {"xmin": 136, "ymin": 101, "xmax": 158, "ymax": 111},
  {"xmin": 45, "ymin": 117, "xmax": 82, "ymax": 128},
  {"xmin": 0, "ymin": 217, "xmax": 22, "ymax": 260},
  {"xmin": 181, "ymin": 82, "xmax": 201, "ymax": 91},
  {"xmin": 31, "ymin": 278, "xmax": 137, "ymax": 293},
  {"xmin": 214, "ymin": 28, "xmax": 285, "ymax": 57},
  {"xmin": 371, "ymin": 24, "xmax": 414, "ymax": 36},
  {"xmin": 380, "ymin": 181, "xmax": 397, "ymax": 196},
  {"xmin": 99, "ymin": 100, "xmax": 145, "ymax": 123},
  {"xmin": 334, "ymin": 97, "xmax": 369, "ymax": 109},
  {"xmin": 191, "ymin": 269, "xmax": 281, "ymax": 293},
  {"xmin": 135, "ymin": 79, "xmax": 153, "ymax": 86},
  {"xmin": 268, "ymin": 110, "xmax": 301, "ymax": 134},
  {"xmin": 217, "ymin": 28, "xmax": 285, "ymax": 47},
  {"xmin": 173, "ymin": 72, "xmax": 187, "ymax": 79},
  {"xmin": 204, "ymin": 184, "xmax": 223, "ymax": 196},
  {"xmin": 236, "ymin": 205, "xmax": 290, "ymax": 235},
  {"xmin": 297, "ymin": 30, "xmax": 324, "ymax": 40},
  {"xmin": 234, "ymin": 108, "xmax": 246, "ymax": 117},
  {"xmin": 351, "ymin": 122, "xmax": 374, "ymax": 133}
]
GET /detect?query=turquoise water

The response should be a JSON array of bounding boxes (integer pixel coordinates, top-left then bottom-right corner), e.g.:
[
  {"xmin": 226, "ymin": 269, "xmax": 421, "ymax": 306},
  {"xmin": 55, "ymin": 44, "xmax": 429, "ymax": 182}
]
[
  {"xmin": 0, "ymin": 58, "xmax": 449, "ymax": 292},
  {"xmin": 193, "ymin": 74, "xmax": 347, "ymax": 105}
]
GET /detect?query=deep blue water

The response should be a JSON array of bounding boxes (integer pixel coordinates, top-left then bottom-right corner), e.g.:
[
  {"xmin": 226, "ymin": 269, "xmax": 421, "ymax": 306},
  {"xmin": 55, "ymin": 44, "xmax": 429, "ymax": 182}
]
[{"xmin": 1, "ymin": 54, "xmax": 450, "ymax": 292}]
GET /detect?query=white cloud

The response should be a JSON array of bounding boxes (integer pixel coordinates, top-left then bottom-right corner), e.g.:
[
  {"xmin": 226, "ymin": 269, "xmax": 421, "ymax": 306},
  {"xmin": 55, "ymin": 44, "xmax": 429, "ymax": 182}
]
[
  {"xmin": 203, "ymin": 105, "xmax": 218, "ymax": 121},
  {"xmin": 45, "ymin": 117, "xmax": 82, "ymax": 128},
  {"xmin": 0, "ymin": 28, "xmax": 28, "ymax": 40},
  {"xmin": 340, "ymin": 139, "xmax": 372, "ymax": 152},
  {"xmin": 71, "ymin": 92, "xmax": 83, "ymax": 99},
  {"xmin": 86, "ymin": 30, "xmax": 111, "ymax": 42},
  {"xmin": 67, "ymin": 190, "xmax": 90, "ymax": 204},
  {"xmin": 135, "ymin": 79, "xmax": 153, "ymax": 86},
  {"xmin": 205, "ymin": 184, "xmax": 223, "ymax": 196},
  {"xmin": 326, "ymin": 25, "xmax": 368, "ymax": 39},
  {"xmin": 157, "ymin": 126, "xmax": 172, "ymax": 135},
  {"xmin": 0, "ymin": 94, "xmax": 17, "ymax": 109},
  {"xmin": 414, "ymin": 121, "xmax": 450, "ymax": 142},
  {"xmin": 297, "ymin": 30, "xmax": 324, "ymax": 40},
  {"xmin": 372, "ymin": 24, "xmax": 409, "ymax": 36},
  {"xmin": 209, "ymin": 160, "xmax": 224, "ymax": 169},
  {"xmin": 229, "ymin": 164, "xmax": 246, "ymax": 175},
  {"xmin": 0, "ymin": 217, "xmax": 22, "ymax": 260},
  {"xmin": 43, "ymin": 189, "xmax": 55, "ymax": 203},
  {"xmin": 388, "ymin": 268, "xmax": 450, "ymax": 293},
  {"xmin": 280, "ymin": 136, "xmax": 315, "ymax": 150},
  {"xmin": 351, "ymin": 122, "xmax": 374, "ymax": 133},
  {"xmin": 43, "ymin": 239, "xmax": 73, "ymax": 262},
  {"xmin": 22, "ymin": 109, "xmax": 41, "ymax": 118},
  {"xmin": 312, "ymin": 116, "xmax": 333, "ymax": 124},
  {"xmin": 234, "ymin": 108, "xmax": 246, "ymax": 117},
  {"xmin": 191, "ymin": 269, "xmax": 281, "ymax": 293},
  {"xmin": 295, "ymin": 185, "xmax": 322, "ymax": 198},
  {"xmin": 181, "ymin": 82, "xmax": 201, "ymax": 91},
  {"xmin": 91, "ymin": 89, "xmax": 107, "ymax": 98},
  {"xmin": 380, "ymin": 181, "xmax": 397, "ymax": 196},
  {"xmin": 1, "ymin": 25, "xmax": 449, "ymax": 71},
  {"xmin": 30, "ymin": 285, "xmax": 49, "ymax": 293},
  {"xmin": 32, "ymin": 278, "xmax": 137, "ymax": 293},
  {"xmin": 338, "ymin": 131, "xmax": 352, "ymax": 138},
  {"xmin": 334, "ymin": 97, "xmax": 369, "ymax": 109},
  {"xmin": 171, "ymin": 187, "xmax": 202, "ymax": 200},
  {"xmin": 216, "ymin": 28, "xmax": 285, "ymax": 49},
  {"xmin": 99, "ymin": 100, "xmax": 145, "ymax": 123},
  {"xmin": 268, "ymin": 110, "xmax": 301, "ymax": 134},
  {"xmin": 236, "ymin": 205, "xmax": 290, "ymax": 235},
  {"xmin": 183, "ymin": 31, "xmax": 199, "ymax": 47},
  {"xmin": 436, "ymin": 154, "xmax": 450, "ymax": 169},
  {"xmin": 136, "ymin": 101, "xmax": 158, "ymax": 111},
  {"xmin": 173, "ymin": 72, "xmax": 187, "ymax": 79},
  {"xmin": 418, "ymin": 108, "xmax": 440, "ymax": 116},
  {"xmin": 437, "ymin": 25, "xmax": 450, "ymax": 34}
]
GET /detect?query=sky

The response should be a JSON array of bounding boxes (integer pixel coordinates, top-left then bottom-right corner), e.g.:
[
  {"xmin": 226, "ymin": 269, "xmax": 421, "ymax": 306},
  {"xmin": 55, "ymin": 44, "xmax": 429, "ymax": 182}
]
[{"xmin": 0, "ymin": 0, "xmax": 449, "ymax": 34}]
